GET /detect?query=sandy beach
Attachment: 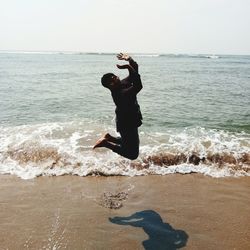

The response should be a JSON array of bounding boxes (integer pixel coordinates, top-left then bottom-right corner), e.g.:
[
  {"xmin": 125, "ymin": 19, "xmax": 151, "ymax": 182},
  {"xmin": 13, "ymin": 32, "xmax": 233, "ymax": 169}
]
[{"xmin": 0, "ymin": 174, "xmax": 249, "ymax": 250}]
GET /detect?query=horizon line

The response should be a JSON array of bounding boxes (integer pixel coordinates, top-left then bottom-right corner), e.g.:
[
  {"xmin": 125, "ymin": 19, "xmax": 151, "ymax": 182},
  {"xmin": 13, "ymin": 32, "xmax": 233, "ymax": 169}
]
[{"xmin": 0, "ymin": 49, "xmax": 249, "ymax": 56}]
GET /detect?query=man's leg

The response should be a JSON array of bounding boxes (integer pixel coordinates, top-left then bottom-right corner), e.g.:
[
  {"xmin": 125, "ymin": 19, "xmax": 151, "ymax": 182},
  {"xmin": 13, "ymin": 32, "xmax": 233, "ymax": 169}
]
[
  {"xmin": 113, "ymin": 128, "xmax": 139, "ymax": 160},
  {"xmin": 93, "ymin": 133, "xmax": 121, "ymax": 149},
  {"xmin": 104, "ymin": 133, "xmax": 122, "ymax": 145},
  {"xmin": 93, "ymin": 128, "xmax": 140, "ymax": 160},
  {"xmin": 93, "ymin": 137, "xmax": 122, "ymax": 151}
]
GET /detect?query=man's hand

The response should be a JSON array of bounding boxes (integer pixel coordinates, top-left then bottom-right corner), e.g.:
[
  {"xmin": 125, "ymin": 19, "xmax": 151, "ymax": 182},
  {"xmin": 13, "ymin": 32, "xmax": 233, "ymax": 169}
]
[
  {"xmin": 117, "ymin": 53, "xmax": 131, "ymax": 61},
  {"xmin": 116, "ymin": 64, "xmax": 130, "ymax": 69},
  {"xmin": 116, "ymin": 64, "xmax": 136, "ymax": 74}
]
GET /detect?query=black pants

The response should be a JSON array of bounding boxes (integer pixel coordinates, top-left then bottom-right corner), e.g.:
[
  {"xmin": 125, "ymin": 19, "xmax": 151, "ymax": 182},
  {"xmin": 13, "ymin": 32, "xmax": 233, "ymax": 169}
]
[{"xmin": 112, "ymin": 128, "xmax": 139, "ymax": 160}]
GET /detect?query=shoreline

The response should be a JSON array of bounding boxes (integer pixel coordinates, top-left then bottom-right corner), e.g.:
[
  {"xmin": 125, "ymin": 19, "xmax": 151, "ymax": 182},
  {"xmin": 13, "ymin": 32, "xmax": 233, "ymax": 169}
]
[{"xmin": 0, "ymin": 174, "xmax": 249, "ymax": 249}]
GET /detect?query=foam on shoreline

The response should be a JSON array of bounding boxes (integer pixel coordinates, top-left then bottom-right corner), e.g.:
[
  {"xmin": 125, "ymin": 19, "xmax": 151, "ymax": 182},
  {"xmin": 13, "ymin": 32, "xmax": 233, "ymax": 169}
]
[{"xmin": 0, "ymin": 122, "xmax": 249, "ymax": 179}]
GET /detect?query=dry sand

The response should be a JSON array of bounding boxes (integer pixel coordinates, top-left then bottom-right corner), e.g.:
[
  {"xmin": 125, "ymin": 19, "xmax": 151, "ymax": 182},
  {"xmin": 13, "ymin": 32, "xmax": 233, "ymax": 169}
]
[{"xmin": 0, "ymin": 174, "xmax": 249, "ymax": 250}]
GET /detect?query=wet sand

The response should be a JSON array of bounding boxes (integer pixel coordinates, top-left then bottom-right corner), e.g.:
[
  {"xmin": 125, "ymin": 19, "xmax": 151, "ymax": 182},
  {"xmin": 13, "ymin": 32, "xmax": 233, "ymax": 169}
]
[{"xmin": 0, "ymin": 174, "xmax": 249, "ymax": 250}]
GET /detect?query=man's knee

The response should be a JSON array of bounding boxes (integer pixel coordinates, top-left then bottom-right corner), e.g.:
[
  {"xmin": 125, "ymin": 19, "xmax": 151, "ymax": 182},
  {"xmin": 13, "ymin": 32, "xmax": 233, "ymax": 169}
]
[{"xmin": 126, "ymin": 150, "xmax": 139, "ymax": 160}]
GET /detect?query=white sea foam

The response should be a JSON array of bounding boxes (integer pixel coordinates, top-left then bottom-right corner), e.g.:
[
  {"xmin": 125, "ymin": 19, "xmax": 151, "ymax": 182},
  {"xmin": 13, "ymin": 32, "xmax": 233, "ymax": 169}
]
[
  {"xmin": 206, "ymin": 55, "xmax": 220, "ymax": 59},
  {"xmin": 185, "ymin": 54, "xmax": 220, "ymax": 59},
  {"xmin": 0, "ymin": 122, "xmax": 249, "ymax": 179}
]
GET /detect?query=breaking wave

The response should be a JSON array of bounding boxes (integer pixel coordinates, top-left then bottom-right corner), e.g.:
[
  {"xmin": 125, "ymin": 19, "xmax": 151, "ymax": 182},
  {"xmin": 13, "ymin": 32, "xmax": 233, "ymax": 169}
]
[{"xmin": 0, "ymin": 122, "xmax": 249, "ymax": 179}]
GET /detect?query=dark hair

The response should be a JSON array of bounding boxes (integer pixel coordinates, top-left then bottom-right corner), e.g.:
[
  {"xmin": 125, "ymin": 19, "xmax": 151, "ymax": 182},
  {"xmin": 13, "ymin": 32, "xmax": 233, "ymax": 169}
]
[{"xmin": 101, "ymin": 73, "xmax": 114, "ymax": 88}]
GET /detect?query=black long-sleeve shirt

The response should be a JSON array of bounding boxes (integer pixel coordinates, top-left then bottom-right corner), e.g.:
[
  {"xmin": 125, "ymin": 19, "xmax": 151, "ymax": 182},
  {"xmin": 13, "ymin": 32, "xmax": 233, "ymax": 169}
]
[{"xmin": 111, "ymin": 58, "xmax": 143, "ymax": 132}]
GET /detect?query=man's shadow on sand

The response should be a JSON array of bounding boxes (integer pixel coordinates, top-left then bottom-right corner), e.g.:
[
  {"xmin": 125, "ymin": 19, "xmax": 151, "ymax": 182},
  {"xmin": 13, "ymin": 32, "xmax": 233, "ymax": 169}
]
[{"xmin": 109, "ymin": 210, "xmax": 188, "ymax": 250}]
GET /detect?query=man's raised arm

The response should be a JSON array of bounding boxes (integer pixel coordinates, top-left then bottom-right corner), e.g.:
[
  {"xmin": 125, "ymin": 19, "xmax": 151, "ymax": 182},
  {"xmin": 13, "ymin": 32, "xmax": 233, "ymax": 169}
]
[
  {"xmin": 128, "ymin": 57, "xmax": 138, "ymax": 73},
  {"xmin": 117, "ymin": 53, "xmax": 138, "ymax": 73},
  {"xmin": 116, "ymin": 53, "xmax": 142, "ymax": 94},
  {"xmin": 116, "ymin": 66, "xmax": 142, "ymax": 94}
]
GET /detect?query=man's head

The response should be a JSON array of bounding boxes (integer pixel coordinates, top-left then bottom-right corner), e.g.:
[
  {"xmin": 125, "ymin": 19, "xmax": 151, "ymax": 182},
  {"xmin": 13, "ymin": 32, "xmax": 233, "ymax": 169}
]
[{"xmin": 101, "ymin": 73, "xmax": 121, "ymax": 90}]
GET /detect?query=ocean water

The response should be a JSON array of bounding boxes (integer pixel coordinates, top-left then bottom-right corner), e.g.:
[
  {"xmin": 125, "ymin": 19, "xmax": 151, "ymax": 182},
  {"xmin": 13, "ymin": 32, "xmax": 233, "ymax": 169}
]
[{"xmin": 0, "ymin": 52, "xmax": 249, "ymax": 179}]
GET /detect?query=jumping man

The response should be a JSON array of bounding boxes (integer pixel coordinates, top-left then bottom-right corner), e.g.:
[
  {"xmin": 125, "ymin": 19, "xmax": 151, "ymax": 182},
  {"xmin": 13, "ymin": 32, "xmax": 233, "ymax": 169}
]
[{"xmin": 93, "ymin": 53, "xmax": 143, "ymax": 160}]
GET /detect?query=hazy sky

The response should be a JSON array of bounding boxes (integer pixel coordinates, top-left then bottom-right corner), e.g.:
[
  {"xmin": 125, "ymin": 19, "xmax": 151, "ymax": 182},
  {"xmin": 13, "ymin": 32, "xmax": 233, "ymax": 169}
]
[{"xmin": 1, "ymin": 0, "xmax": 250, "ymax": 54}]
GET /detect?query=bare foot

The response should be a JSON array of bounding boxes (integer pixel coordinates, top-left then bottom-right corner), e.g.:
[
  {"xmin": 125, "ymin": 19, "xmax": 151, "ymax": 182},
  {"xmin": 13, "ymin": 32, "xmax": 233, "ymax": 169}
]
[
  {"xmin": 93, "ymin": 138, "xmax": 107, "ymax": 149},
  {"xmin": 103, "ymin": 133, "xmax": 122, "ymax": 144}
]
